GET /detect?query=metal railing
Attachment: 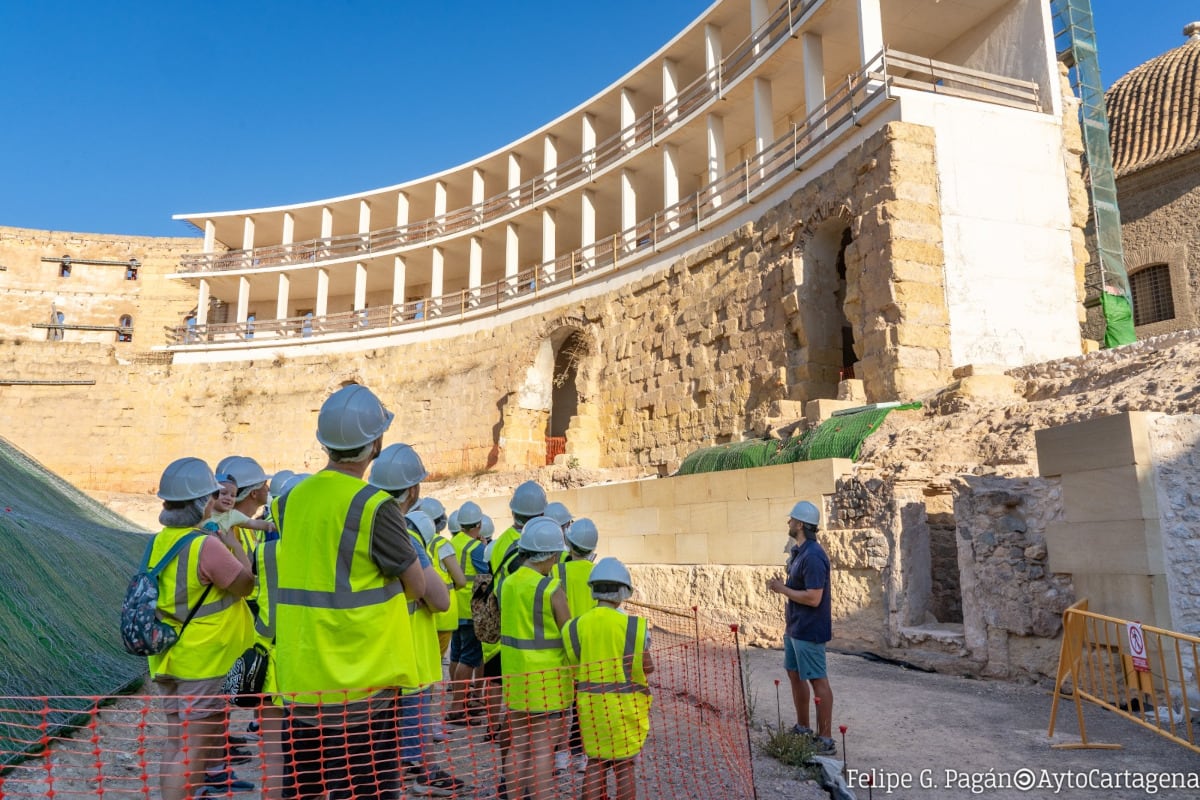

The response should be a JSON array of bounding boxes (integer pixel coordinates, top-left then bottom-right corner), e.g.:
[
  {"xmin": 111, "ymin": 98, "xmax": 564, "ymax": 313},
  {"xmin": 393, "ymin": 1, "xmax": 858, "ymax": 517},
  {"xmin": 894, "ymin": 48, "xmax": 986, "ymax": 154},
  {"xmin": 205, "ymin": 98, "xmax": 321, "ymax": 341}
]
[
  {"xmin": 167, "ymin": 49, "xmax": 1041, "ymax": 347},
  {"xmin": 177, "ymin": 0, "xmax": 828, "ymax": 275}
]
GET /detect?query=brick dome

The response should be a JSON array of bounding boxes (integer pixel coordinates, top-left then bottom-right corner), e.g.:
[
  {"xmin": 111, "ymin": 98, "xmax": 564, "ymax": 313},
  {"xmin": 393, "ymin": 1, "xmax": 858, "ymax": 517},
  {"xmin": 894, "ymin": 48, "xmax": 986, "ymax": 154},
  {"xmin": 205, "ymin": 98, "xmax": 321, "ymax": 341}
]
[{"xmin": 1106, "ymin": 22, "xmax": 1200, "ymax": 177}]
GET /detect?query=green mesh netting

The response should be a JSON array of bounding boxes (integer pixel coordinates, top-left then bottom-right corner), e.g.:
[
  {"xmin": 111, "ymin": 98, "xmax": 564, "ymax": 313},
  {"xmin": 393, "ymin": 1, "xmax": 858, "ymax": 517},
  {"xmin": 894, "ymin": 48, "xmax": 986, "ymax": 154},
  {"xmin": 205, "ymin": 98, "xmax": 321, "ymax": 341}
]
[
  {"xmin": 676, "ymin": 403, "xmax": 922, "ymax": 475},
  {"xmin": 0, "ymin": 437, "xmax": 148, "ymax": 767}
]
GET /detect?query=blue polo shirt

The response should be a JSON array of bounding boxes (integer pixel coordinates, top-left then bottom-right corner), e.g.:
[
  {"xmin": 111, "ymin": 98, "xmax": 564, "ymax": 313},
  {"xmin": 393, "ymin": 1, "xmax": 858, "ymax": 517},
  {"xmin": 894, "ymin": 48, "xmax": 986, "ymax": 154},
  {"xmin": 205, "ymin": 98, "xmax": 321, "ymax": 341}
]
[{"xmin": 784, "ymin": 539, "xmax": 831, "ymax": 643}]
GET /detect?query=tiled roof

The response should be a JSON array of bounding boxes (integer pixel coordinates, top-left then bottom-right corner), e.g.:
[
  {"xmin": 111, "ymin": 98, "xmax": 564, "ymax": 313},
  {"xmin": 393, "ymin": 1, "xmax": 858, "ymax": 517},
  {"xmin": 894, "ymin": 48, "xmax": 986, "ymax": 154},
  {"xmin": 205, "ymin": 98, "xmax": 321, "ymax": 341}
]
[{"xmin": 1106, "ymin": 23, "xmax": 1200, "ymax": 177}]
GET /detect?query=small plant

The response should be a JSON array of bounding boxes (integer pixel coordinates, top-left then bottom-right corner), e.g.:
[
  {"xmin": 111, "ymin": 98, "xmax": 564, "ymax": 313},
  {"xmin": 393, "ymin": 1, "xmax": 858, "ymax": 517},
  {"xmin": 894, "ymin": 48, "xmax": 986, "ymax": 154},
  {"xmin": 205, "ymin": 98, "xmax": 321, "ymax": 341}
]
[
  {"xmin": 566, "ymin": 455, "xmax": 581, "ymax": 470},
  {"xmin": 761, "ymin": 729, "xmax": 821, "ymax": 775}
]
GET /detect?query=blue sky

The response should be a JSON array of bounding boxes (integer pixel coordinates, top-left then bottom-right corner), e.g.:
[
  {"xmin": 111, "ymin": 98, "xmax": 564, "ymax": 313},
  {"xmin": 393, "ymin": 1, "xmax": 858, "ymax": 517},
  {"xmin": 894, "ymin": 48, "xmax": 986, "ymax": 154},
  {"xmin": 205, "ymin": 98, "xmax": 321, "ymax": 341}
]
[{"xmin": 0, "ymin": 1, "xmax": 1192, "ymax": 238}]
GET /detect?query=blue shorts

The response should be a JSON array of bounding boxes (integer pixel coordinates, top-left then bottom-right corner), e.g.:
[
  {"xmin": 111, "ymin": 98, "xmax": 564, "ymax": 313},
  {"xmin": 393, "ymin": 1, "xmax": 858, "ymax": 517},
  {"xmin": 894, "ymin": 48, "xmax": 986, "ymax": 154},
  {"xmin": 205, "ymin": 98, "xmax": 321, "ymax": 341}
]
[
  {"xmin": 783, "ymin": 637, "xmax": 827, "ymax": 680},
  {"xmin": 450, "ymin": 622, "xmax": 483, "ymax": 668}
]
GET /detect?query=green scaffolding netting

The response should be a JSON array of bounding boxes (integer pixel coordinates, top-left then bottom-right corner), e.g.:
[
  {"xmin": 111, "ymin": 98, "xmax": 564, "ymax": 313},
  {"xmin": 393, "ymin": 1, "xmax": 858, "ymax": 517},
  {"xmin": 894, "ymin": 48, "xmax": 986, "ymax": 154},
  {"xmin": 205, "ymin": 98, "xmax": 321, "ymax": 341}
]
[
  {"xmin": 0, "ymin": 437, "xmax": 148, "ymax": 767},
  {"xmin": 676, "ymin": 403, "xmax": 922, "ymax": 475}
]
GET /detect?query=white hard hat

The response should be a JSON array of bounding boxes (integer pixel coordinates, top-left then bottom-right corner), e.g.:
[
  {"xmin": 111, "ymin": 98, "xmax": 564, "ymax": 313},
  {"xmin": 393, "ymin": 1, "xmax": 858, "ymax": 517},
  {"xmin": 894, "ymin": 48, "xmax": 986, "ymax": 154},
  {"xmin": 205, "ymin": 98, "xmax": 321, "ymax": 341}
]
[
  {"xmin": 414, "ymin": 497, "xmax": 447, "ymax": 530},
  {"xmin": 480, "ymin": 514, "xmax": 495, "ymax": 541},
  {"xmin": 316, "ymin": 384, "xmax": 394, "ymax": 450},
  {"xmin": 268, "ymin": 469, "xmax": 296, "ymax": 496},
  {"xmin": 517, "ymin": 517, "xmax": 566, "ymax": 554},
  {"xmin": 369, "ymin": 443, "xmax": 428, "ymax": 491},
  {"xmin": 457, "ymin": 501, "xmax": 483, "ymax": 528},
  {"xmin": 544, "ymin": 501, "xmax": 573, "ymax": 528},
  {"xmin": 406, "ymin": 510, "xmax": 436, "ymax": 546},
  {"xmin": 588, "ymin": 557, "xmax": 633, "ymax": 590},
  {"xmin": 509, "ymin": 480, "xmax": 548, "ymax": 516},
  {"xmin": 157, "ymin": 457, "xmax": 221, "ymax": 502},
  {"xmin": 214, "ymin": 455, "xmax": 241, "ymax": 479},
  {"xmin": 224, "ymin": 456, "xmax": 269, "ymax": 490},
  {"xmin": 447, "ymin": 509, "xmax": 461, "ymax": 534},
  {"xmin": 565, "ymin": 517, "xmax": 598, "ymax": 552},
  {"xmin": 789, "ymin": 500, "xmax": 821, "ymax": 526},
  {"xmin": 278, "ymin": 472, "xmax": 311, "ymax": 496}
]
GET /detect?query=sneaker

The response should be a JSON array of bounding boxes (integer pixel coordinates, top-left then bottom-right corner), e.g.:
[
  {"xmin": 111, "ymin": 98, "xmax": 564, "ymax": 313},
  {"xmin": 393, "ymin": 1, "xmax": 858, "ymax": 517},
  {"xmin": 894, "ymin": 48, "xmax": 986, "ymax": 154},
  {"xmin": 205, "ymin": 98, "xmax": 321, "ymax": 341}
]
[
  {"xmin": 227, "ymin": 745, "xmax": 253, "ymax": 765},
  {"xmin": 574, "ymin": 753, "xmax": 588, "ymax": 774},
  {"xmin": 790, "ymin": 724, "xmax": 814, "ymax": 737},
  {"xmin": 554, "ymin": 751, "xmax": 571, "ymax": 774},
  {"xmin": 407, "ymin": 766, "xmax": 465, "ymax": 797},
  {"xmin": 811, "ymin": 736, "xmax": 837, "ymax": 756},
  {"xmin": 203, "ymin": 770, "xmax": 255, "ymax": 793}
]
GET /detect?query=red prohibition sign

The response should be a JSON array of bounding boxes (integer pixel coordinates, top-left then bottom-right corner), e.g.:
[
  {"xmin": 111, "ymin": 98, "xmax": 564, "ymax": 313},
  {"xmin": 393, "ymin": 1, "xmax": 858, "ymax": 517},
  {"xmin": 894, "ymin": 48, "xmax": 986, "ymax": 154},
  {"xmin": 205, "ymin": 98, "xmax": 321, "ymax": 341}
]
[{"xmin": 1129, "ymin": 625, "xmax": 1145, "ymax": 655}]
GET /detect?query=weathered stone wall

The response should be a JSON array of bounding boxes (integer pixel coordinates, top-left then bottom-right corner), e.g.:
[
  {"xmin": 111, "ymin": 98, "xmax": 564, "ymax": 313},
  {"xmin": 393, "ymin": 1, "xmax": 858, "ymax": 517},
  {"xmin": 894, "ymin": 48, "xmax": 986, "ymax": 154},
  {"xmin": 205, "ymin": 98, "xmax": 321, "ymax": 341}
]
[
  {"xmin": 1147, "ymin": 415, "xmax": 1200, "ymax": 636},
  {"xmin": 0, "ymin": 226, "xmax": 198, "ymax": 350}
]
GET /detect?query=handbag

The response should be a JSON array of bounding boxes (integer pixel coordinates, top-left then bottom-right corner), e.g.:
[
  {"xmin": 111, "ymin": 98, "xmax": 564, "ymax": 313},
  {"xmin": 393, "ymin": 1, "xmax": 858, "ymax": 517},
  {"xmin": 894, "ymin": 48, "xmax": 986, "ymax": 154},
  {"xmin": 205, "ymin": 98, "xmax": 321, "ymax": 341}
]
[{"xmin": 222, "ymin": 643, "xmax": 270, "ymax": 707}]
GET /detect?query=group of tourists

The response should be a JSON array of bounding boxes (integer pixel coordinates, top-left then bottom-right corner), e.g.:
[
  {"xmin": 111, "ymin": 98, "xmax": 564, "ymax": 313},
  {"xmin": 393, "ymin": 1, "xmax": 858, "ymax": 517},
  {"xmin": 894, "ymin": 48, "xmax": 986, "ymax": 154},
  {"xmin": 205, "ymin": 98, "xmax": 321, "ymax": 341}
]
[{"xmin": 142, "ymin": 383, "xmax": 654, "ymax": 800}]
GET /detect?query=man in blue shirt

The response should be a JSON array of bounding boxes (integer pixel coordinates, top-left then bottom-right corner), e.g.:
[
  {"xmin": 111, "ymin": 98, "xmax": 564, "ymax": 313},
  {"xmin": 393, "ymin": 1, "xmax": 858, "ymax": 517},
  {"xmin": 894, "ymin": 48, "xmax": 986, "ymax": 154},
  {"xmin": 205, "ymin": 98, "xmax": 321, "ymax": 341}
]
[{"xmin": 767, "ymin": 500, "xmax": 836, "ymax": 755}]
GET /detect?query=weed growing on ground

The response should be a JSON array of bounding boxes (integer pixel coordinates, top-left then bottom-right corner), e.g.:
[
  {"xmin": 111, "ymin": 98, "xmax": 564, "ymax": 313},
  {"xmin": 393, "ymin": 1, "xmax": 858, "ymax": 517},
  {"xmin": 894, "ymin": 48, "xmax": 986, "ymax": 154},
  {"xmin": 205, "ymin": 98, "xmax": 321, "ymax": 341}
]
[{"xmin": 761, "ymin": 730, "xmax": 823, "ymax": 779}]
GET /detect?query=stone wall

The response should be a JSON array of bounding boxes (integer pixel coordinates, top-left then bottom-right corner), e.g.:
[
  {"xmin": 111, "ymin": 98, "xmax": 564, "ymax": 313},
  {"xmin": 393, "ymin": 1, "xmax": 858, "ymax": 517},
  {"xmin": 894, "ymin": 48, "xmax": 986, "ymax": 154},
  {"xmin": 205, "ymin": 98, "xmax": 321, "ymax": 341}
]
[
  {"xmin": 0, "ymin": 226, "xmax": 198, "ymax": 350},
  {"xmin": 1145, "ymin": 416, "xmax": 1200, "ymax": 636}
]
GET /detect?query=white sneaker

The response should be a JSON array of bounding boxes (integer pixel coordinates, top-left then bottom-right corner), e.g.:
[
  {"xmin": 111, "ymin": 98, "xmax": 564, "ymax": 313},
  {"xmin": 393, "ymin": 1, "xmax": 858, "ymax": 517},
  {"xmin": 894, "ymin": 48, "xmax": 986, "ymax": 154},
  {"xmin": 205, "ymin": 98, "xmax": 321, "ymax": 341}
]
[
  {"xmin": 554, "ymin": 751, "xmax": 570, "ymax": 773},
  {"xmin": 574, "ymin": 754, "xmax": 588, "ymax": 774}
]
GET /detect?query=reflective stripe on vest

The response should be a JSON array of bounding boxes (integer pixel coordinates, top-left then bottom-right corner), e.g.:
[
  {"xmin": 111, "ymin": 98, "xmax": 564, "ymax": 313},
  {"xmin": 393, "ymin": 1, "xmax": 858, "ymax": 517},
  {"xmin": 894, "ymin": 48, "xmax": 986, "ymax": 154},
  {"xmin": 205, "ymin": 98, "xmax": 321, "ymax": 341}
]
[
  {"xmin": 170, "ymin": 535, "xmax": 236, "ymax": 620},
  {"xmin": 573, "ymin": 616, "xmax": 650, "ymax": 695},
  {"xmin": 556, "ymin": 559, "xmax": 596, "ymax": 619},
  {"xmin": 253, "ymin": 540, "xmax": 278, "ymax": 639},
  {"xmin": 500, "ymin": 574, "xmax": 561, "ymax": 650}
]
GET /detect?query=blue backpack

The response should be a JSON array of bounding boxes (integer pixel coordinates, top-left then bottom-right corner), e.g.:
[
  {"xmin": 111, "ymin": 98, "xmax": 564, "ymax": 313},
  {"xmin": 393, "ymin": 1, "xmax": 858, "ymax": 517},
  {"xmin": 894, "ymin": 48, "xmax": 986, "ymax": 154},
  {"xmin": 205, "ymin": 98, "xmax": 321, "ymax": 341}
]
[{"xmin": 120, "ymin": 531, "xmax": 212, "ymax": 656}]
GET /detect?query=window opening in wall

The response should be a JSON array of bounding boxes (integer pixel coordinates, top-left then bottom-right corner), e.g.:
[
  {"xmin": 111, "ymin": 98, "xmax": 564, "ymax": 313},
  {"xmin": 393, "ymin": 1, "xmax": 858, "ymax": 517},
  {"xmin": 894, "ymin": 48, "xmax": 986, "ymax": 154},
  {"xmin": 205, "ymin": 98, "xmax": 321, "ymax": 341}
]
[
  {"xmin": 1130, "ymin": 263, "xmax": 1175, "ymax": 326},
  {"xmin": 547, "ymin": 329, "xmax": 588, "ymax": 465},
  {"xmin": 60, "ymin": 256, "xmax": 71, "ymax": 278},
  {"xmin": 246, "ymin": 312, "xmax": 256, "ymax": 340},
  {"xmin": 835, "ymin": 227, "xmax": 856, "ymax": 379},
  {"xmin": 300, "ymin": 310, "xmax": 314, "ymax": 337},
  {"xmin": 125, "ymin": 259, "xmax": 140, "ymax": 280},
  {"xmin": 185, "ymin": 315, "xmax": 197, "ymax": 344},
  {"xmin": 48, "ymin": 310, "xmax": 65, "ymax": 341},
  {"xmin": 117, "ymin": 314, "xmax": 133, "ymax": 343}
]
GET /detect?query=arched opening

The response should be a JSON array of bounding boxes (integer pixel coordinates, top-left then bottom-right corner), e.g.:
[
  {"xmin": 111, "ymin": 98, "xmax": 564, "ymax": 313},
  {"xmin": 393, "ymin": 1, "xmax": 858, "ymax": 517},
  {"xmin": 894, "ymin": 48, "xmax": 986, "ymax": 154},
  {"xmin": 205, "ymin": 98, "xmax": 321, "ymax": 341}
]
[
  {"xmin": 548, "ymin": 330, "xmax": 588, "ymax": 463},
  {"xmin": 795, "ymin": 218, "xmax": 857, "ymax": 398},
  {"xmin": 117, "ymin": 314, "xmax": 133, "ymax": 343}
]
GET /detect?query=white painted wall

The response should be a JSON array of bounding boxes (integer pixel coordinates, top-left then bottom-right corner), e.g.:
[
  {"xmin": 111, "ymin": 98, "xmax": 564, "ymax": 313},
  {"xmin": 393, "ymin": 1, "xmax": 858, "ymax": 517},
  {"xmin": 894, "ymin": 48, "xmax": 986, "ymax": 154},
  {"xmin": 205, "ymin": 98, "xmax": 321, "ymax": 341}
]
[{"xmin": 900, "ymin": 90, "xmax": 1080, "ymax": 367}]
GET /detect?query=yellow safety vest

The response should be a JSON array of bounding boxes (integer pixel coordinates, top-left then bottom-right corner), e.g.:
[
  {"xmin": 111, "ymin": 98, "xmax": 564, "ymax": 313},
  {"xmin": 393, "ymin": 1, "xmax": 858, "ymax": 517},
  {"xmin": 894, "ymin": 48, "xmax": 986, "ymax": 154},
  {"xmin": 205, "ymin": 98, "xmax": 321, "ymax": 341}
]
[
  {"xmin": 273, "ymin": 471, "xmax": 418, "ymax": 704},
  {"xmin": 451, "ymin": 531, "xmax": 482, "ymax": 624},
  {"xmin": 500, "ymin": 565, "xmax": 573, "ymax": 712},
  {"xmin": 146, "ymin": 526, "xmax": 252, "ymax": 681},
  {"xmin": 252, "ymin": 539, "xmax": 280, "ymax": 697},
  {"xmin": 489, "ymin": 526, "xmax": 520, "ymax": 574},
  {"xmin": 408, "ymin": 531, "xmax": 444, "ymax": 687},
  {"xmin": 563, "ymin": 607, "xmax": 652, "ymax": 759},
  {"xmin": 555, "ymin": 559, "xmax": 596, "ymax": 619},
  {"xmin": 424, "ymin": 533, "xmax": 459, "ymax": 632}
]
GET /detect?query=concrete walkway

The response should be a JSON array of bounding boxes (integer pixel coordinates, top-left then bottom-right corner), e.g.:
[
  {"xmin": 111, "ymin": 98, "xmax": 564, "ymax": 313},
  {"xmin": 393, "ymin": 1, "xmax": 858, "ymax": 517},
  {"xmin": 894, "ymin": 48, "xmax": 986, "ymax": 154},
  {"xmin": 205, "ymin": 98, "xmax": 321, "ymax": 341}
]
[{"xmin": 745, "ymin": 648, "xmax": 1199, "ymax": 799}]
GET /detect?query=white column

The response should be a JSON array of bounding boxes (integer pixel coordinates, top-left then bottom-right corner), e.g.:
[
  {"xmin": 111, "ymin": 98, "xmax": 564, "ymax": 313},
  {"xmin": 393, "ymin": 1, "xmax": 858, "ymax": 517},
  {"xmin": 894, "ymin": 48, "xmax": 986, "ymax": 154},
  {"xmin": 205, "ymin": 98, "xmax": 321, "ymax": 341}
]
[
  {"xmin": 541, "ymin": 208, "xmax": 556, "ymax": 284},
  {"xmin": 430, "ymin": 247, "xmax": 444, "ymax": 315},
  {"xmin": 358, "ymin": 200, "xmax": 371, "ymax": 250},
  {"xmin": 751, "ymin": 0, "xmax": 769, "ymax": 56},
  {"xmin": 507, "ymin": 153, "xmax": 521, "ymax": 205},
  {"xmin": 662, "ymin": 59, "xmax": 679, "ymax": 123},
  {"xmin": 754, "ymin": 77, "xmax": 775, "ymax": 176},
  {"xmin": 707, "ymin": 114, "xmax": 726, "ymax": 208},
  {"xmin": 396, "ymin": 192, "xmax": 410, "ymax": 228},
  {"xmin": 276, "ymin": 273, "xmax": 290, "ymax": 321},
  {"xmin": 620, "ymin": 169, "xmax": 637, "ymax": 251},
  {"xmin": 581, "ymin": 113, "xmax": 597, "ymax": 175},
  {"xmin": 354, "ymin": 262, "xmax": 367, "ymax": 310},
  {"xmin": 663, "ymin": 144, "xmax": 681, "ymax": 233},
  {"xmin": 242, "ymin": 216, "xmax": 255, "ymax": 252},
  {"xmin": 203, "ymin": 220, "xmax": 216, "ymax": 253},
  {"xmin": 704, "ymin": 24, "xmax": 723, "ymax": 94},
  {"xmin": 315, "ymin": 268, "xmax": 329, "ymax": 317},
  {"xmin": 620, "ymin": 88, "xmax": 637, "ymax": 149},
  {"xmin": 580, "ymin": 190, "xmax": 596, "ymax": 270},
  {"xmin": 543, "ymin": 135, "xmax": 558, "ymax": 191},
  {"xmin": 392, "ymin": 256, "xmax": 407, "ymax": 309},
  {"xmin": 434, "ymin": 181, "xmax": 448, "ymax": 233},
  {"xmin": 505, "ymin": 223, "xmax": 520, "ymax": 295},
  {"xmin": 320, "ymin": 207, "xmax": 333, "ymax": 256},
  {"xmin": 857, "ymin": 0, "xmax": 884, "ymax": 66},
  {"xmin": 282, "ymin": 212, "xmax": 295, "ymax": 260},
  {"xmin": 236, "ymin": 276, "xmax": 250, "ymax": 323},
  {"xmin": 472, "ymin": 169, "xmax": 485, "ymax": 228},
  {"xmin": 197, "ymin": 278, "xmax": 210, "ymax": 326},
  {"xmin": 803, "ymin": 32, "xmax": 827, "ymax": 130},
  {"xmin": 469, "ymin": 236, "xmax": 483, "ymax": 306}
]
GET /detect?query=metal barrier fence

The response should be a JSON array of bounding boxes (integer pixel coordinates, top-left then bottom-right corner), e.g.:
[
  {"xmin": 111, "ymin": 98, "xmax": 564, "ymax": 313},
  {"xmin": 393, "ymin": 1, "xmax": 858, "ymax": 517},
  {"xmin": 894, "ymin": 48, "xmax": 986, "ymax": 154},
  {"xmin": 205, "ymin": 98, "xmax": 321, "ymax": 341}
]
[
  {"xmin": 1048, "ymin": 598, "xmax": 1200, "ymax": 754},
  {"xmin": 0, "ymin": 603, "xmax": 754, "ymax": 799}
]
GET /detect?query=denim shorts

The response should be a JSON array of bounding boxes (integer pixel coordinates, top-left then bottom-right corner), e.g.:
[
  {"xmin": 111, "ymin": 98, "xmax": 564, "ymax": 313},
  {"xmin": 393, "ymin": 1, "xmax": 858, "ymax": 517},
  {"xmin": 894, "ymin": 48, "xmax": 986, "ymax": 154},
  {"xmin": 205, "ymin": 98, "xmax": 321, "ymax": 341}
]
[
  {"xmin": 783, "ymin": 637, "xmax": 827, "ymax": 680},
  {"xmin": 450, "ymin": 621, "xmax": 483, "ymax": 668}
]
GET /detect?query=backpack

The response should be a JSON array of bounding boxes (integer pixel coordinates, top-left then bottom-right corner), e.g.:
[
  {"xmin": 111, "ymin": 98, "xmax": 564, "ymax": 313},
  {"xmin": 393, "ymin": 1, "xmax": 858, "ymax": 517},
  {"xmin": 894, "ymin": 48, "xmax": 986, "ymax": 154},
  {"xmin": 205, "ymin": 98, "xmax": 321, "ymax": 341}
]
[
  {"xmin": 472, "ymin": 547, "xmax": 524, "ymax": 645},
  {"xmin": 120, "ymin": 531, "xmax": 212, "ymax": 656}
]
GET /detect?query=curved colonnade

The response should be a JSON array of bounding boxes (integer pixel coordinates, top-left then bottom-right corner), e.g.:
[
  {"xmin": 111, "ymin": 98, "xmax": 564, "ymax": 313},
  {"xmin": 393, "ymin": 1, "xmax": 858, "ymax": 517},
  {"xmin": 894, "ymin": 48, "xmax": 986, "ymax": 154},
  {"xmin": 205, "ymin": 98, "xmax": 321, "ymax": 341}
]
[{"xmin": 169, "ymin": 0, "xmax": 1039, "ymax": 349}]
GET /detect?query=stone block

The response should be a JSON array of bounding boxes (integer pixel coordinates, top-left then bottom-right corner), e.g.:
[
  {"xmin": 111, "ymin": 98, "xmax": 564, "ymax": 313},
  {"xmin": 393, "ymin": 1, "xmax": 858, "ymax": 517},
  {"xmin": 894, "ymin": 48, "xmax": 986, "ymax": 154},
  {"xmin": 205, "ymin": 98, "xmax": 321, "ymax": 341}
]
[
  {"xmin": 726, "ymin": 499, "xmax": 772, "ymax": 537},
  {"xmin": 640, "ymin": 476, "xmax": 675, "ymax": 507},
  {"xmin": 1070, "ymin": 574, "xmax": 1173, "ymax": 629},
  {"xmin": 657, "ymin": 503, "xmax": 692, "ymax": 536},
  {"xmin": 1060, "ymin": 464, "xmax": 1158, "ymax": 524},
  {"xmin": 674, "ymin": 532, "xmax": 711, "ymax": 565},
  {"xmin": 689, "ymin": 502, "xmax": 729, "ymax": 536},
  {"xmin": 1044, "ymin": 520, "xmax": 1164, "ymax": 575},
  {"xmin": 837, "ymin": 379, "xmax": 866, "ymax": 402},
  {"xmin": 604, "ymin": 535, "xmax": 647, "ymax": 564},
  {"xmin": 805, "ymin": 398, "xmax": 862, "ymax": 423},
  {"xmin": 747, "ymin": 532, "xmax": 789, "ymax": 566},
  {"xmin": 744, "ymin": 463, "xmax": 796, "ymax": 500},
  {"xmin": 793, "ymin": 458, "xmax": 852, "ymax": 496},
  {"xmin": 707, "ymin": 526, "xmax": 748, "ymax": 564},
  {"xmin": 601, "ymin": 480, "xmax": 643, "ymax": 510},
  {"xmin": 624, "ymin": 506, "xmax": 659, "ymax": 535},
  {"xmin": 1035, "ymin": 412, "xmax": 1158, "ymax": 476}
]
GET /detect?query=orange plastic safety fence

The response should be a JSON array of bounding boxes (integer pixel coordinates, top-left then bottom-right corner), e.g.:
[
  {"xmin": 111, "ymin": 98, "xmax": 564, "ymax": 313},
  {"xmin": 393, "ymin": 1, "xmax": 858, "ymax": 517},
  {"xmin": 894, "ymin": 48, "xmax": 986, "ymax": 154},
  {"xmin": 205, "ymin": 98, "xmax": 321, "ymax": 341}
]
[{"xmin": 0, "ymin": 634, "xmax": 752, "ymax": 799}]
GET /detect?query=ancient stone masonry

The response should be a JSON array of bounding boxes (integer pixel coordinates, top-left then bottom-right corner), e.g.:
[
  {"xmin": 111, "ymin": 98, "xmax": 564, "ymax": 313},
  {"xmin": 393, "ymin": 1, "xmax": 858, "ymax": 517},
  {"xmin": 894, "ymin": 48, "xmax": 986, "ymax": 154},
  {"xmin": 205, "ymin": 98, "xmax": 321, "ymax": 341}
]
[{"xmin": 1145, "ymin": 416, "xmax": 1200, "ymax": 635}]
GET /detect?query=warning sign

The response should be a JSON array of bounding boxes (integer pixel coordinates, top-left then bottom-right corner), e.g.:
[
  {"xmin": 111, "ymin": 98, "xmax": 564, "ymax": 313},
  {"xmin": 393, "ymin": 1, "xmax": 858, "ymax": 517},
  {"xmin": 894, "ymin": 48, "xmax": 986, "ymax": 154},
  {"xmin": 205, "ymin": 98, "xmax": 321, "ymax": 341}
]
[{"xmin": 1127, "ymin": 622, "xmax": 1150, "ymax": 672}]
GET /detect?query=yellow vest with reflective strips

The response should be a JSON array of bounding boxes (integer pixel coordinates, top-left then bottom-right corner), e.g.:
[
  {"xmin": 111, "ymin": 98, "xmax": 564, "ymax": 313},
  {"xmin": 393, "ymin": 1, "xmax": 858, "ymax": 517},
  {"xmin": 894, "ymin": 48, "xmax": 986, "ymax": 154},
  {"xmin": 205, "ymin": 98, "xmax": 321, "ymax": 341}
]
[
  {"xmin": 563, "ymin": 606, "xmax": 652, "ymax": 759},
  {"xmin": 450, "ymin": 531, "xmax": 482, "ymax": 624},
  {"xmin": 555, "ymin": 558, "xmax": 596, "ymax": 619},
  {"xmin": 424, "ymin": 533, "xmax": 459, "ymax": 632},
  {"xmin": 408, "ymin": 530, "xmax": 445, "ymax": 687},
  {"xmin": 272, "ymin": 471, "xmax": 418, "ymax": 704},
  {"xmin": 500, "ymin": 564, "xmax": 573, "ymax": 712},
  {"xmin": 483, "ymin": 525, "xmax": 521, "ymax": 665},
  {"xmin": 146, "ymin": 526, "xmax": 252, "ymax": 681},
  {"xmin": 251, "ymin": 539, "xmax": 280, "ymax": 697}
]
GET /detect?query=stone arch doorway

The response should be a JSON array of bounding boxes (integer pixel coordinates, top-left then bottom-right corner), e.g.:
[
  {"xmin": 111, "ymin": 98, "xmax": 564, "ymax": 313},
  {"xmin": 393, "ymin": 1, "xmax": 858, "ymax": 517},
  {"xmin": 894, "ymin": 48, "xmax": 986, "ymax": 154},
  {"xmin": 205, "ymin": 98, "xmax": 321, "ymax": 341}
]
[{"xmin": 793, "ymin": 213, "xmax": 859, "ymax": 400}]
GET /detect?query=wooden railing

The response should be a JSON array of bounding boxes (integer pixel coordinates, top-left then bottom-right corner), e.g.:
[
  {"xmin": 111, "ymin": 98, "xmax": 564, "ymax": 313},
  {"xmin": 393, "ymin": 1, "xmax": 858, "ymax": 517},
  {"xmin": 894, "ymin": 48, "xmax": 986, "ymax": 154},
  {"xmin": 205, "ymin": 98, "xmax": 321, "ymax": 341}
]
[
  {"xmin": 167, "ymin": 49, "xmax": 1041, "ymax": 348},
  {"xmin": 177, "ymin": 0, "xmax": 828, "ymax": 275}
]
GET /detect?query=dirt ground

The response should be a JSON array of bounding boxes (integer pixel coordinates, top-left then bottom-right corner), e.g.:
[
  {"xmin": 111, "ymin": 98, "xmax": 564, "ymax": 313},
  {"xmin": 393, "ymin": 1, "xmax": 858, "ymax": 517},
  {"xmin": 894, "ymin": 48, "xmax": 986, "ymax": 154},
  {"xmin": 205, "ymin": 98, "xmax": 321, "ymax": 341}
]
[{"xmin": 744, "ymin": 648, "xmax": 1200, "ymax": 799}]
